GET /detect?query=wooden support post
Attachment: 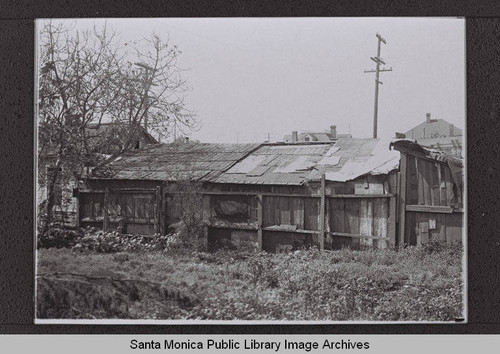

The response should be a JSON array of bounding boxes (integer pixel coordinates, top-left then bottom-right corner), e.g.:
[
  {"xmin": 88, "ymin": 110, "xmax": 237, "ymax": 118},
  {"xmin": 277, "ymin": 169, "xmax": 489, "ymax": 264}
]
[
  {"xmin": 75, "ymin": 188, "xmax": 80, "ymax": 229},
  {"xmin": 155, "ymin": 186, "xmax": 161, "ymax": 234},
  {"xmin": 319, "ymin": 174, "xmax": 325, "ymax": 251},
  {"xmin": 359, "ymin": 199, "xmax": 373, "ymax": 248},
  {"xmin": 325, "ymin": 197, "xmax": 331, "ymax": 246},
  {"xmin": 162, "ymin": 189, "xmax": 168, "ymax": 234},
  {"xmin": 103, "ymin": 187, "xmax": 110, "ymax": 232},
  {"xmin": 257, "ymin": 194, "xmax": 263, "ymax": 251},
  {"xmin": 388, "ymin": 196, "xmax": 397, "ymax": 248},
  {"xmin": 398, "ymin": 153, "xmax": 407, "ymax": 247}
]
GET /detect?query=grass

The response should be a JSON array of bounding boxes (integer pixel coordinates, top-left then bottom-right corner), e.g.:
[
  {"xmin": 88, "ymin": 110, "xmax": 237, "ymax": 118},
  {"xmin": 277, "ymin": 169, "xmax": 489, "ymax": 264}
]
[{"xmin": 36, "ymin": 244, "xmax": 464, "ymax": 321}]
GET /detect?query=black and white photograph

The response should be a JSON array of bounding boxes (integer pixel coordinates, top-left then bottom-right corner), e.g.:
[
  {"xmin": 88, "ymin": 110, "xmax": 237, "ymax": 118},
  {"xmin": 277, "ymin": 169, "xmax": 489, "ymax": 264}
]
[{"xmin": 35, "ymin": 17, "xmax": 465, "ymax": 323}]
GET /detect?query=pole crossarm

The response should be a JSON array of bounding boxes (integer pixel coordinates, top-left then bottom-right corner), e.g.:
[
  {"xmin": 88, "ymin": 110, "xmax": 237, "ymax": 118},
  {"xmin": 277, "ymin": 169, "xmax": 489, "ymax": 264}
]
[{"xmin": 364, "ymin": 33, "xmax": 393, "ymax": 139}]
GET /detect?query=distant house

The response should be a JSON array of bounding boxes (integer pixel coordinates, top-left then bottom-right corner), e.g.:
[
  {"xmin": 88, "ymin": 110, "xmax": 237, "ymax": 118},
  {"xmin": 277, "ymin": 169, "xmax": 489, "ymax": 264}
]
[
  {"xmin": 85, "ymin": 123, "xmax": 158, "ymax": 154},
  {"xmin": 398, "ymin": 113, "xmax": 463, "ymax": 157},
  {"xmin": 38, "ymin": 123, "xmax": 158, "ymax": 227},
  {"xmin": 78, "ymin": 138, "xmax": 464, "ymax": 252},
  {"xmin": 283, "ymin": 125, "xmax": 352, "ymax": 143}
]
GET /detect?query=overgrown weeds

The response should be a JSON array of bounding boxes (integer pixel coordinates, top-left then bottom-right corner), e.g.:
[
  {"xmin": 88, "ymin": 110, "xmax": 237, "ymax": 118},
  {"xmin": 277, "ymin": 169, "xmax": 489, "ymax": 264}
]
[{"xmin": 37, "ymin": 244, "xmax": 464, "ymax": 321}]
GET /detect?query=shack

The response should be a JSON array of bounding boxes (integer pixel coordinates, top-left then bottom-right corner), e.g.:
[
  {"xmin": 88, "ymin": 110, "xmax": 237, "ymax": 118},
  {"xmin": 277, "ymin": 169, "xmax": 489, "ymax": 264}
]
[
  {"xmin": 38, "ymin": 123, "xmax": 158, "ymax": 228},
  {"xmin": 78, "ymin": 138, "xmax": 464, "ymax": 252}
]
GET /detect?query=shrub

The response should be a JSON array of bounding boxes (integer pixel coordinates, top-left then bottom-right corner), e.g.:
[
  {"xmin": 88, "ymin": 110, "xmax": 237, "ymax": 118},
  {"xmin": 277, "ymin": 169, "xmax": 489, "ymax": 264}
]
[
  {"xmin": 71, "ymin": 228, "xmax": 185, "ymax": 254},
  {"xmin": 209, "ymin": 238, "xmax": 238, "ymax": 252},
  {"xmin": 38, "ymin": 228, "xmax": 81, "ymax": 249}
]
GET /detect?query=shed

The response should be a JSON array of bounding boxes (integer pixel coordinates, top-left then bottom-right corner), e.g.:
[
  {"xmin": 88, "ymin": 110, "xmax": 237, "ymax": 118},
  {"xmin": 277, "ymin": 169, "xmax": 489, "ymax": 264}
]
[
  {"xmin": 78, "ymin": 138, "xmax": 464, "ymax": 252},
  {"xmin": 80, "ymin": 143, "xmax": 260, "ymax": 235}
]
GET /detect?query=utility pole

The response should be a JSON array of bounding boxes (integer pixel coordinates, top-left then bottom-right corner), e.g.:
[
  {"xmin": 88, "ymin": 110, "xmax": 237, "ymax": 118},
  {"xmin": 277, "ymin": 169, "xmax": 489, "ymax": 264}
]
[{"xmin": 364, "ymin": 33, "xmax": 392, "ymax": 138}]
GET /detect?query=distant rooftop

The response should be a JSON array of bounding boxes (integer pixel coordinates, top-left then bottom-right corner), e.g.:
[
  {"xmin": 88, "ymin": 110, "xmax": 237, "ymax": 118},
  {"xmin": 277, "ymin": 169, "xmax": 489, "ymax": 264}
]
[
  {"xmin": 403, "ymin": 113, "xmax": 462, "ymax": 140},
  {"xmin": 282, "ymin": 125, "xmax": 352, "ymax": 143}
]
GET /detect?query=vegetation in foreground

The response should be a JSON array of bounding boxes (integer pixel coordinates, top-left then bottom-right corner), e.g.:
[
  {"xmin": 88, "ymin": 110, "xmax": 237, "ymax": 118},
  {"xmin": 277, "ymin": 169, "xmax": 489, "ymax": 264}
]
[{"xmin": 37, "ymin": 233, "xmax": 463, "ymax": 321}]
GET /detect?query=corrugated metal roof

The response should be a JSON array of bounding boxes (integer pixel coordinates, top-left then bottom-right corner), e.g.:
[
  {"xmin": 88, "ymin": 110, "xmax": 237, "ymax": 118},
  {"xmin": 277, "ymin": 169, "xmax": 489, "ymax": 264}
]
[
  {"xmin": 216, "ymin": 139, "xmax": 401, "ymax": 185},
  {"xmin": 321, "ymin": 139, "xmax": 400, "ymax": 182},
  {"xmin": 215, "ymin": 144, "xmax": 331, "ymax": 185},
  {"xmin": 90, "ymin": 143, "xmax": 260, "ymax": 182},
  {"xmin": 91, "ymin": 139, "xmax": 403, "ymax": 185}
]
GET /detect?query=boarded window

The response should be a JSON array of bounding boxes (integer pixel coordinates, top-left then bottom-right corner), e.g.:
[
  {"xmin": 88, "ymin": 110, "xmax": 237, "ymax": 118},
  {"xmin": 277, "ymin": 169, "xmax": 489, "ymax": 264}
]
[{"xmin": 213, "ymin": 195, "xmax": 254, "ymax": 223}]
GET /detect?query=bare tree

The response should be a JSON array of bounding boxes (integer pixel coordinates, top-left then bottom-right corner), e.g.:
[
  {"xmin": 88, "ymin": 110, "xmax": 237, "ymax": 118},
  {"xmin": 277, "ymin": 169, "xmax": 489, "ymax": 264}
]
[
  {"xmin": 38, "ymin": 21, "xmax": 124, "ymax": 225},
  {"xmin": 111, "ymin": 34, "xmax": 199, "ymax": 147},
  {"xmin": 38, "ymin": 21, "xmax": 198, "ymax": 227}
]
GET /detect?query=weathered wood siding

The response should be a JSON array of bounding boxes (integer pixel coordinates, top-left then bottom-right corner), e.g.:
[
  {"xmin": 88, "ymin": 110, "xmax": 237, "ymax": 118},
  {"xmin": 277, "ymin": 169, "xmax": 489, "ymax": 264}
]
[
  {"xmin": 204, "ymin": 189, "xmax": 395, "ymax": 252},
  {"xmin": 79, "ymin": 189, "xmax": 159, "ymax": 235},
  {"xmin": 404, "ymin": 210, "xmax": 463, "ymax": 246},
  {"xmin": 79, "ymin": 176, "xmax": 402, "ymax": 251},
  {"xmin": 329, "ymin": 196, "xmax": 391, "ymax": 250},
  {"xmin": 406, "ymin": 155, "xmax": 455, "ymax": 207},
  {"xmin": 261, "ymin": 196, "xmax": 317, "ymax": 230},
  {"xmin": 401, "ymin": 151, "xmax": 463, "ymax": 246}
]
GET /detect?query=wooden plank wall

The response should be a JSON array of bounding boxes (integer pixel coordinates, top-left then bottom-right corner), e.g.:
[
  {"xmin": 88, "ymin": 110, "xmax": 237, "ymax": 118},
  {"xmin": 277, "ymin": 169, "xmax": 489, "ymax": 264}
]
[
  {"xmin": 78, "ymin": 185, "xmax": 397, "ymax": 248},
  {"xmin": 401, "ymin": 152, "xmax": 463, "ymax": 246},
  {"xmin": 406, "ymin": 155, "xmax": 454, "ymax": 207},
  {"xmin": 304, "ymin": 198, "xmax": 319, "ymax": 231},
  {"xmin": 79, "ymin": 190, "xmax": 159, "ymax": 234},
  {"xmin": 107, "ymin": 191, "xmax": 157, "ymax": 223},
  {"xmin": 399, "ymin": 152, "xmax": 463, "ymax": 245},
  {"xmin": 405, "ymin": 210, "xmax": 463, "ymax": 246},
  {"xmin": 329, "ymin": 197, "xmax": 390, "ymax": 250},
  {"xmin": 212, "ymin": 192, "xmax": 394, "ymax": 251},
  {"xmin": 262, "ymin": 196, "xmax": 316, "ymax": 230}
]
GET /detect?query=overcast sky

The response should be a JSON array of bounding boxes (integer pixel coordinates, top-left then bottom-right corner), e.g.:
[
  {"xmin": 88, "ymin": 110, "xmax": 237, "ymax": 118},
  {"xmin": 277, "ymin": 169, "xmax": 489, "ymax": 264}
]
[{"xmin": 41, "ymin": 17, "xmax": 465, "ymax": 143}]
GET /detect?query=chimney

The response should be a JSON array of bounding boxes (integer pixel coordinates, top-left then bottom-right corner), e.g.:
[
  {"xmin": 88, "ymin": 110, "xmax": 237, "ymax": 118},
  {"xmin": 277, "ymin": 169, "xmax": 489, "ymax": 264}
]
[
  {"xmin": 449, "ymin": 124, "xmax": 455, "ymax": 137},
  {"xmin": 426, "ymin": 113, "xmax": 431, "ymax": 123},
  {"xmin": 184, "ymin": 137, "xmax": 189, "ymax": 143},
  {"xmin": 330, "ymin": 125, "xmax": 337, "ymax": 139},
  {"xmin": 292, "ymin": 131, "xmax": 298, "ymax": 143}
]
